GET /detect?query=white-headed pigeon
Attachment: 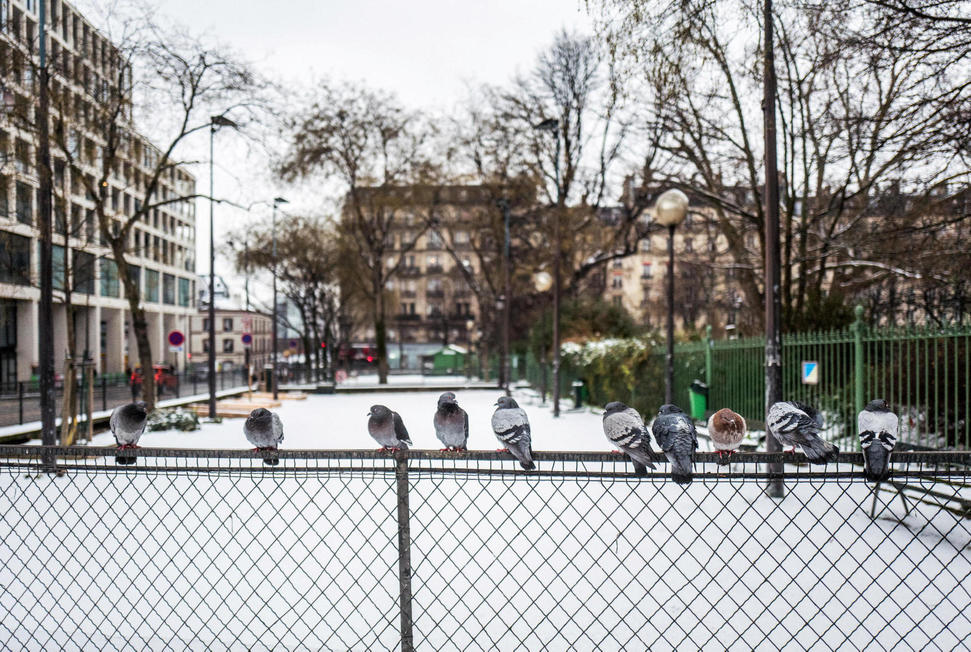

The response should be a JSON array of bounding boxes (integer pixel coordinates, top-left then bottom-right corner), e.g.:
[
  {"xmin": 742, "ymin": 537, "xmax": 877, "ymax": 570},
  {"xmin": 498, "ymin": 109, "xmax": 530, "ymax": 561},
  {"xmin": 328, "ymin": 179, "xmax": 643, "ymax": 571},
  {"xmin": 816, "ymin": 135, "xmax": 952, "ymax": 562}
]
[
  {"xmin": 368, "ymin": 404, "xmax": 412, "ymax": 451},
  {"xmin": 651, "ymin": 404, "xmax": 698, "ymax": 485},
  {"xmin": 434, "ymin": 391, "xmax": 469, "ymax": 451},
  {"xmin": 767, "ymin": 400, "xmax": 838, "ymax": 464},
  {"xmin": 858, "ymin": 398, "xmax": 898, "ymax": 482},
  {"xmin": 602, "ymin": 401, "xmax": 657, "ymax": 474},
  {"xmin": 491, "ymin": 396, "xmax": 535, "ymax": 470}
]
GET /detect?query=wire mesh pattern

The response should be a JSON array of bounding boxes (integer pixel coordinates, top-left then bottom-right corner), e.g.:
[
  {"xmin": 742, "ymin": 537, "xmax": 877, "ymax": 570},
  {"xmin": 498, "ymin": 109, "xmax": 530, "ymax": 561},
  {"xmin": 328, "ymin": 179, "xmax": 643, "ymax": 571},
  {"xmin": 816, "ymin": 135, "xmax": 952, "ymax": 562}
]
[{"xmin": 1, "ymin": 448, "xmax": 970, "ymax": 650}]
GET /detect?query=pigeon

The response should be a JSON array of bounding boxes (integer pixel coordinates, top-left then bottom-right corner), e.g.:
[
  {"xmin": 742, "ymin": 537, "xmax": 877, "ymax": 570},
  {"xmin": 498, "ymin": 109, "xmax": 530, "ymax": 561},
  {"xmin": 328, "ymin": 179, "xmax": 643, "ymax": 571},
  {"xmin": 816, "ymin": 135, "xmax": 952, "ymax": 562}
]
[
  {"xmin": 368, "ymin": 404, "xmax": 412, "ymax": 451},
  {"xmin": 491, "ymin": 396, "xmax": 535, "ymax": 470},
  {"xmin": 243, "ymin": 408, "xmax": 284, "ymax": 466},
  {"xmin": 858, "ymin": 398, "xmax": 898, "ymax": 482},
  {"xmin": 434, "ymin": 392, "xmax": 469, "ymax": 451},
  {"xmin": 602, "ymin": 401, "xmax": 657, "ymax": 474},
  {"xmin": 110, "ymin": 401, "xmax": 148, "ymax": 465},
  {"xmin": 651, "ymin": 404, "xmax": 698, "ymax": 485},
  {"xmin": 707, "ymin": 408, "xmax": 747, "ymax": 465},
  {"xmin": 767, "ymin": 400, "xmax": 839, "ymax": 464}
]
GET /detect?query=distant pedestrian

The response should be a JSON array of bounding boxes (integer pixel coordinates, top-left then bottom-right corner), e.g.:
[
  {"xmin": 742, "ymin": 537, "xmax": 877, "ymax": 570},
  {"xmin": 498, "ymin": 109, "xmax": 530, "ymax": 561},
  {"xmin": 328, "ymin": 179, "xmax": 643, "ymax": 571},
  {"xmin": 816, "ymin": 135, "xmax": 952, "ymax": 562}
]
[{"xmin": 129, "ymin": 367, "xmax": 141, "ymax": 401}]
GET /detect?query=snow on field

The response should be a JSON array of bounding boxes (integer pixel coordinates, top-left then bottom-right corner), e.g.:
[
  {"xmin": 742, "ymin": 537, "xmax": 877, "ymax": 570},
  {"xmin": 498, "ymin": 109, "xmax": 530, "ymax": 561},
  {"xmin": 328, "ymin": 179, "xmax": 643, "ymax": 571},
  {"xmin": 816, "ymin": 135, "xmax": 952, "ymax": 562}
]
[{"xmin": 2, "ymin": 388, "xmax": 970, "ymax": 650}]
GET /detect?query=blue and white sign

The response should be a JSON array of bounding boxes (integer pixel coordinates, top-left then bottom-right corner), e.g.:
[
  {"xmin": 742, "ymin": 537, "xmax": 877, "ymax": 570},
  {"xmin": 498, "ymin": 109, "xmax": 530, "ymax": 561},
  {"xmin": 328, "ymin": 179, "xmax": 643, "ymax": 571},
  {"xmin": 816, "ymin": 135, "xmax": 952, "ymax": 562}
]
[{"xmin": 801, "ymin": 361, "xmax": 819, "ymax": 385}]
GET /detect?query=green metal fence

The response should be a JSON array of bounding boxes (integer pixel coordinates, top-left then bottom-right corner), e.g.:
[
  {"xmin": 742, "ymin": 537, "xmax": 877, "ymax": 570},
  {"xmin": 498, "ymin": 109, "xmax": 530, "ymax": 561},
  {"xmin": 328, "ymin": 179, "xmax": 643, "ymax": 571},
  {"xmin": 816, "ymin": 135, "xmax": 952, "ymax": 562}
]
[{"xmin": 520, "ymin": 308, "xmax": 970, "ymax": 450}]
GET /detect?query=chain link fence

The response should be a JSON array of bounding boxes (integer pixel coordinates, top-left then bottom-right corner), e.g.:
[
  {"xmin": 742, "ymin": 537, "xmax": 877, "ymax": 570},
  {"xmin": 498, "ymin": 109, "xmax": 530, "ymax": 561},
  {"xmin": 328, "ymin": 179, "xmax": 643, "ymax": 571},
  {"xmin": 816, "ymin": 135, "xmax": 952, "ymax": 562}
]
[{"xmin": 2, "ymin": 447, "xmax": 969, "ymax": 650}]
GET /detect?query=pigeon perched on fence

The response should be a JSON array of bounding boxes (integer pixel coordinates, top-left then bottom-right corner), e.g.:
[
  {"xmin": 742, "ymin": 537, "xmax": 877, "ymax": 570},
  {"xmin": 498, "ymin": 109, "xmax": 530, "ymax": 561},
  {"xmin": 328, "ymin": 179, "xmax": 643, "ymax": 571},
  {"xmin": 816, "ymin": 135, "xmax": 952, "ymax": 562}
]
[
  {"xmin": 858, "ymin": 399, "xmax": 898, "ymax": 482},
  {"xmin": 368, "ymin": 405, "xmax": 412, "ymax": 451},
  {"xmin": 243, "ymin": 408, "xmax": 284, "ymax": 466},
  {"xmin": 602, "ymin": 401, "xmax": 657, "ymax": 475},
  {"xmin": 491, "ymin": 396, "xmax": 535, "ymax": 470},
  {"xmin": 707, "ymin": 408, "xmax": 747, "ymax": 465},
  {"xmin": 110, "ymin": 401, "xmax": 148, "ymax": 465},
  {"xmin": 767, "ymin": 400, "xmax": 839, "ymax": 464},
  {"xmin": 434, "ymin": 392, "xmax": 469, "ymax": 451},
  {"xmin": 651, "ymin": 404, "xmax": 698, "ymax": 485}
]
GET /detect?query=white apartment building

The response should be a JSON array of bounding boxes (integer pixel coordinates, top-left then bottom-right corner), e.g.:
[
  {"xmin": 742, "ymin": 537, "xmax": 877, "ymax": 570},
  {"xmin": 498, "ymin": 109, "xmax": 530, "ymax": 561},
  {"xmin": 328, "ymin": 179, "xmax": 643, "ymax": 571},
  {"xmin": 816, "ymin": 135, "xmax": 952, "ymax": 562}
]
[{"xmin": 0, "ymin": 0, "xmax": 197, "ymax": 385}]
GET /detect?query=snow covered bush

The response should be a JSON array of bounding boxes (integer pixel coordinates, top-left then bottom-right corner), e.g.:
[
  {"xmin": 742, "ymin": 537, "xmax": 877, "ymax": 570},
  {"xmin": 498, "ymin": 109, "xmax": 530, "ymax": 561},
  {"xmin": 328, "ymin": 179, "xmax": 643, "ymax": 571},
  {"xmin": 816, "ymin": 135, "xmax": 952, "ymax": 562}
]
[
  {"xmin": 560, "ymin": 336, "xmax": 666, "ymax": 417},
  {"xmin": 147, "ymin": 408, "xmax": 201, "ymax": 432}
]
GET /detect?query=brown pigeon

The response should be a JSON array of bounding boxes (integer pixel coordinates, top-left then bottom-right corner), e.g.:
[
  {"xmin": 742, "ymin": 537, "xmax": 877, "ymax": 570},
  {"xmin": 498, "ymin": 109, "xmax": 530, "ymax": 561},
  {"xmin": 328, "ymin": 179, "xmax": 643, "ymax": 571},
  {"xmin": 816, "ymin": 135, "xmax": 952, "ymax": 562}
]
[{"xmin": 707, "ymin": 408, "xmax": 746, "ymax": 465}]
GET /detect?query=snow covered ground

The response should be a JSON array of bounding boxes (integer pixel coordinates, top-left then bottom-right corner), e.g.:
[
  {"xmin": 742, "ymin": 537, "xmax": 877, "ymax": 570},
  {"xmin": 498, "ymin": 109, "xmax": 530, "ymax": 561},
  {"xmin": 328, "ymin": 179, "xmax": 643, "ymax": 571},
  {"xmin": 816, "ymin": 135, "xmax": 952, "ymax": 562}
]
[{"xmin": 2, "ymin": 388, "xmax": 969, "ymax": 650}]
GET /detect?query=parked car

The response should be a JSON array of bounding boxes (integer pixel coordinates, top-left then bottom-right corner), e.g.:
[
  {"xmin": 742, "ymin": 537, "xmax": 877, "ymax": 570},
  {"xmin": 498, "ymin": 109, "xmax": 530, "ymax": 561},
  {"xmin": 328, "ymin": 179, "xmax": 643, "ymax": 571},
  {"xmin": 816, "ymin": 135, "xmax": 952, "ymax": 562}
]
[{"xmin": 131, "ymin": 364, "xmax": 179, "ymax": 395}]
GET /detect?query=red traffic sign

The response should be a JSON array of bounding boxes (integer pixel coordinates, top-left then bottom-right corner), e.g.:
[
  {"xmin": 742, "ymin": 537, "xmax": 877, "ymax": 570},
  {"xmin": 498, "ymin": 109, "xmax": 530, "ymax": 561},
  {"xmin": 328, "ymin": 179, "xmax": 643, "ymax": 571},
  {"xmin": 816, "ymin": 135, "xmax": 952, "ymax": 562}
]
[
  {"xmin": 241, "ymin": 333, "xmax": 253, "ymax": 348},
  {"xmin": 167, "ymin": 330, "xmax": 185, "ymax": 347}
]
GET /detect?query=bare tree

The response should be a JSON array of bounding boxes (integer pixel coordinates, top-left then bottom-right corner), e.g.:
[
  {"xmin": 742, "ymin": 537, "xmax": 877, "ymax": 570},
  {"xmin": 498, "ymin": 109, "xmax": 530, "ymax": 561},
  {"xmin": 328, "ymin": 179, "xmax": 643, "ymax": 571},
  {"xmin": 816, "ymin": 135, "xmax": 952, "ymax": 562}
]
[{"xmin": 279, "ymin": 81, "xmax": 440, "ymax": 383}]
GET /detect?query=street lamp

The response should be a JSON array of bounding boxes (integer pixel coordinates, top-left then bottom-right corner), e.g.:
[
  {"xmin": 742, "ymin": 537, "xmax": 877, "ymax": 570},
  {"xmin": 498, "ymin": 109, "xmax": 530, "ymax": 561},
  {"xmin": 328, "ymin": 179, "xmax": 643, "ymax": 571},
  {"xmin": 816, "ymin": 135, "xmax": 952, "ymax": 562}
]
[
  {"xmin": 271, "ymin": 196, "xmax": 288, "ymax": 399},
  {"xmin": 208, "ymin": 114, "xmax": 238, "ymax": 419},
  {"xmin": 497, "ymin": 198, "xmax": 512, "ymax": 396},
  {"xmin": 534, "ymin": 117, "xmax": 562, "ymax": 417},
  {"xmin": 654, "ymin": 188, "xmax": 689, "ymax": 405},
  {"xmin": 532, "ymin": 270, "xmax": 553, "ymax": 403}
]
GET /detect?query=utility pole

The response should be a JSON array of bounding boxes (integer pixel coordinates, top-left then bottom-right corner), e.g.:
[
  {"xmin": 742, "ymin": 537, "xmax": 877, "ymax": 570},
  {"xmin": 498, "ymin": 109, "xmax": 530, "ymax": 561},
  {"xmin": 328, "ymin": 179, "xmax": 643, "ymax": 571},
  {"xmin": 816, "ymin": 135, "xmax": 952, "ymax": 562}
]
[
  {"xmin": 38, "ymin": 0, "xmax": 57, "ymax": 460},
  {"xmin": 498, "ymin": 198, "xmax": 511, "ymax": 396},
  {"xmin": 763, "ymin": 0, "xmax": 784, "ymax": 498}
]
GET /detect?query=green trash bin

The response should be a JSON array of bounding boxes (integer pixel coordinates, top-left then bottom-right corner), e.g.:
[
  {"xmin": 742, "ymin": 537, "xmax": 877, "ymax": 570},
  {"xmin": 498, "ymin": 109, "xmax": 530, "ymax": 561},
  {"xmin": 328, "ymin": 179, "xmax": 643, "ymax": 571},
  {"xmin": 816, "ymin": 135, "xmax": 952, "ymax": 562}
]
[{"xmin": 688, "ymin": 380, "xmax": 708, "ymax": 420}]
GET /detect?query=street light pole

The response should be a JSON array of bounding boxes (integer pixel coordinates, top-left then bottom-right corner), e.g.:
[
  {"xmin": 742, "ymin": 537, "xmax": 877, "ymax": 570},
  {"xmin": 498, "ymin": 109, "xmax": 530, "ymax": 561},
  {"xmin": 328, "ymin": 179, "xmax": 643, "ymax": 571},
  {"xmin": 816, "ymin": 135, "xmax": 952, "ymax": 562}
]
[
  {"xmin": 763, "ymin": 0, "xmax": 785, "ymax": 498},
  {"xmin": 498, "ymin": 198, "xmax": 511, "ymax": 396},
  {"xmin": 271, "ymin": 197, "xmax": 288, "ymax": 400},
  {"xmin": 37, "ymin": 0, "xmax": 56, "ymax": 455},
  {"xmin": 654, "ymin": 189, "xmax": 689, "ymax": 405},
  {"xmin": 208, "ymin": 115, "xmax": 238, "ymax": 419},
  {"xmin": 535, "ymin": 118, "xmax": 562, "ymax": 417}
]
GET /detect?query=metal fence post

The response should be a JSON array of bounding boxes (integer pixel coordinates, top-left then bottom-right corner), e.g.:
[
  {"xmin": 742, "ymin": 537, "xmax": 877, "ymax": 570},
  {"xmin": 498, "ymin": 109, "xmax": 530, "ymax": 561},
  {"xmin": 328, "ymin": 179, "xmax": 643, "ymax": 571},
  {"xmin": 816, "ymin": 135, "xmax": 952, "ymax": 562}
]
[
  {"xmin": 395, "ymin": 455, "xmax": 414, "ymax": 651},
  {"xmin": 18, "ymin": 381, "xmax": 24, "ymax": 424},
  {"xmin": 853, "ymin": 305, "xmax": 864, "ymax": 420},
  {"xmin": 705, "ymin": 325, "xmax": 713, "ymax": 388},
  {"xmin": 102, "ymin": 375, "xmax": 107, "ymax": 412}
]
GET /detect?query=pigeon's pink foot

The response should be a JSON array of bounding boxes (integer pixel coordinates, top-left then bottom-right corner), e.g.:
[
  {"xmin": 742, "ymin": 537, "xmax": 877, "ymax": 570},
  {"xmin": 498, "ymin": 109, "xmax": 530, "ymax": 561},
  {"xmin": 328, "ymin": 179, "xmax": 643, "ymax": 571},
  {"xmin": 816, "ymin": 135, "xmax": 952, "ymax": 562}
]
[
  {"xmin": 496, "ymin": 448, "xmax": 509, "ymax": 453},
  {"xmin": 611, "ymin": 450, "xmax": 623, "ymax": 454},
  {"xmin": 377, "ymin": 447, "xmax": 388, "ymax": 452},
  {"xmin": 788, "ymin": 447, "xmax": 797, "ymax": 454},
  {"xmin": 457, "ymin": 447, "xmax": 467, "ymax": 452}
]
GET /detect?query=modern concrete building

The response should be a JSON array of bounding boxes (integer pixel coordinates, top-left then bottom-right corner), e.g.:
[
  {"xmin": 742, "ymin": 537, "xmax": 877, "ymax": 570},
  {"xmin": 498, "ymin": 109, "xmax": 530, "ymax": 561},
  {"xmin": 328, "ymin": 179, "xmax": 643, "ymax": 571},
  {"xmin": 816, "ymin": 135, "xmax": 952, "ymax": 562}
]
[{"xmin": 0, "ymin": 0, "xmax": 198, "ymax": 386}]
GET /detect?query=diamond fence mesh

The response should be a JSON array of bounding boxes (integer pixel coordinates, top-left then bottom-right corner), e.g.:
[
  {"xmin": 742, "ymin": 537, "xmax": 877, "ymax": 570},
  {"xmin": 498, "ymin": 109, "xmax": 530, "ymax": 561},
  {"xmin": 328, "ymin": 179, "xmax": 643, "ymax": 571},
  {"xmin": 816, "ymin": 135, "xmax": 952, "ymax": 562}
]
[{"xmin": 1, "ymin": 447, "xmax": 970, "ymax": 651}]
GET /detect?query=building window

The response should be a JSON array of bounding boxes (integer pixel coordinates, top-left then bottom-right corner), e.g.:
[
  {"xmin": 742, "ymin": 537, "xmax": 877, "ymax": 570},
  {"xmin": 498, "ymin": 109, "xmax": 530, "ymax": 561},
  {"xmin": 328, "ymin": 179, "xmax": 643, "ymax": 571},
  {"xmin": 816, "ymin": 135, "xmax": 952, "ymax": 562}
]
[
  {"xmin": 223, "ymin": 339, "xmax": 234, "ymax": 353},
  {"xmin": 612, "ymin": 295, "xmax": 623, "ymax": 307},
  {"xmin": 162, "ymin": 273, "xmax": 175, "ymax": 304},
  {"xmin": 203, "ymin": 338, "xmax": 210, "ymax": 353},
  {"xmin": 100, "ymin": 259, "xmax": 119, "ymax": 297},
  {"xmin": 454, "ymin": 230, "xmax": 469, "ymax": 244},
  {"xmin": 641, "ymin": 262, "xmax": 653, "ymax": 279},
  {"xmin": 612, "ymin": 259, "xmax": 623, "ymax": 269},
  {"xmin": 611, "ymin": 276, "xmax": 623, "ymax": 289},
  {"xmin": 145, "ymin": 269, "xmax": 159, "ymax": 302},
  {"xmin": 74, "ymin": 250, "xmax": 95, "ymax": 294},
  {"xmin": 0, "ymin": 233, "xmax": 30, "ymax": 285},
  {"xmin": 684, "ymin": 237, "xmax": 694, "ymax": 253},
  {"xmin": 223, "ymin": 318, "xmax": 233, "ymax": 332},
  {"xmin": 15, "ymin": 182, "xmax": 31, "ymax": 224},
  {"xmin": 427, "ymin": 230, "xmax": 443, "ymax": 249},
  {"xmin": 178, "ymin": 277, "xmax": 190, "ymax": 307},
  {"xmin": 52, "ymin": 245, "xmax": 66, "ymax": 292}
]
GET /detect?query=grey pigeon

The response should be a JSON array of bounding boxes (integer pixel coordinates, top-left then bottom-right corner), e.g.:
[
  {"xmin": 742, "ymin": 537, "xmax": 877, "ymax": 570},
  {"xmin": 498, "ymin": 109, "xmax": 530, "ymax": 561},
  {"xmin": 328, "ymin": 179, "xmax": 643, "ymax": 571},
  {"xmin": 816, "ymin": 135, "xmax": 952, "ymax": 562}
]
[
  {"xmin": 368, "ymin": 404, "xmax": 412, "ymax": 451},
  {"xmin": 491, "ymin": 396, "xmax": 535, "ymax": 470},
  {"xmin": 651, "ymin": 404, "xmax": 698, "ymax": 485},
  {"xmin": 858, "ymin": 398, "xmax": 898, "ymax": 482},
  {"xmin": 243, "ymin": 408, "xmax": 284, "ymax": 466},
  {"xmin": 110, "ymin": 401, "xmax": 148, "ymax": 465},
  {"xmin": 707, "ymin": 408, "xmax": 747, "ymax": 465},
  {"xmin": 434, "ymin": 392, "xmax": 469, "ymax": 451},
  {"xmin": 767, "ymin": 400, "xmax": 838, "ymax": 464},
  {"xmin": 602, "ymin": 401, "xmax": 657, "ymax": 474}
]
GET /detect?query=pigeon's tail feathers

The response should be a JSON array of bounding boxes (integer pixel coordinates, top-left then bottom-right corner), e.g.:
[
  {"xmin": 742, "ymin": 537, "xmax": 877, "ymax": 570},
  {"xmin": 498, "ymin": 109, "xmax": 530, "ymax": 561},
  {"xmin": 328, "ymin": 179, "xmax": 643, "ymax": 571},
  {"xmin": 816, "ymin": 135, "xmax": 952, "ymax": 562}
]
[
  {"xmin": 864, "ymin": 445, "xmax": 891, "ymax": 482},
  {"xmin": 520, "ymin": 457, "xmax": 536, "ymax": 471},
  {"xmin": 115, "ymin": 455, "xmax": 135, "ymax": 466},
  {"xmin": 627, "ymin": 448, "xmax": 657, "ymax": 471},
  {"xmin": 262, "ymin": 454, "xmax": 280, "ymax": 466},
  {"xmin": 396, "ymin": 440, "xmax": 410, "ymax": 451},
  {"xmin": 667, "ymin": 452, "xmax": 693, "ymax": 485},
  {"xmin": 631, "ymin": 460, "xmax": 649, "ymax": 476},
  {"xmin": 802, "ymin": 437, "xmax": 839, "ymax": 464},
  {"xmin": 508, "ymin": 441, "xmax": 535, "ymax": 471}
]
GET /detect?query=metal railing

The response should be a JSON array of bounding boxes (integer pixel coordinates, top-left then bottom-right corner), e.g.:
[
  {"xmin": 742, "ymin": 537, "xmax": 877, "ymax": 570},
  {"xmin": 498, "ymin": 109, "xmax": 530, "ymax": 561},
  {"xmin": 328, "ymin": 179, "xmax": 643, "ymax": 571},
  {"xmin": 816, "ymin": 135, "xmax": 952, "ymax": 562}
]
[{"xmin": 2, "ymin": 447, "xmax": 969, "ymax": 650}]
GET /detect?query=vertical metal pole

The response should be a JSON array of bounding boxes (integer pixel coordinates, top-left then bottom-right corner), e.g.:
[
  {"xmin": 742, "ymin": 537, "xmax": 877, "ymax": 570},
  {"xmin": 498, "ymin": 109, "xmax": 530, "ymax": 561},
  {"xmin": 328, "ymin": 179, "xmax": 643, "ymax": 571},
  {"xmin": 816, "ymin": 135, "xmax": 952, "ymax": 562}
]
[
  {"xmin": 552, "ymin": 135, "xmax": 561, "ymax": 418},
  {"xmin": 208, "ymin": 124, "xmax": 217, "ymax": 419},
  {"xmin": 500, "ymin": 198, "xmax": 511, "ymax": 396},
  {"xmin": 18, "ymin": 381, "xmax": 24, "ymax": 424},
  {"xmin": 395, "ymin": 455, "xmax": 414, "ymax": 651},
  {"xmin": 37, "ymin": 0, "xmax": 56, "ymax": 468},
  {"xmin": 272, "ymin": 202, "xmax": 279, "ymax": 400},
  {"xmin": 705, "ymin": 325, "xmax": 713, "ymax": 388},
  {"xmin": 101, "ymin": 374, "xmax": 107, "ymax": 412},
  {"xmin": 763, "ymin": 0, "xmax": 784, "ymax": 498},
  {"xmin": 854, "ymin": 305, "xmax": 864, "ymax": 419},
  {"xmin": 665, "ymin": 224, "xmax": 676, "ymax": 405}
]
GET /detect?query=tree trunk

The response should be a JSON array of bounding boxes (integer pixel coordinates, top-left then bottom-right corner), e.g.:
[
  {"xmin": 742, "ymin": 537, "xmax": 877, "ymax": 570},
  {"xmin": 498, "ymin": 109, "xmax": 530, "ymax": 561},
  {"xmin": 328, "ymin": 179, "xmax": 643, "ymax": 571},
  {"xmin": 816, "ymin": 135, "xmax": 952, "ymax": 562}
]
[
  {"xmin": 375, "ymin": 289, "xmax": 389, "ymax": 383},
  {"xmin": 113, "ymin": 241, "xmax": 155, "ymax": 410}
]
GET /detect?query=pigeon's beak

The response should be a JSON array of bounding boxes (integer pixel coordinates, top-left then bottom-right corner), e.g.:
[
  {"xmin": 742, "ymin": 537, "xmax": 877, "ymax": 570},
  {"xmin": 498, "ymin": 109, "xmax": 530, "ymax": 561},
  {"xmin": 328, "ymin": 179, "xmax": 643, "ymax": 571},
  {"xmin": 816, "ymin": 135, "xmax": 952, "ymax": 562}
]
[{"xmin": 366, "ymin": 412, "xmax": 371, "ymax": 417}]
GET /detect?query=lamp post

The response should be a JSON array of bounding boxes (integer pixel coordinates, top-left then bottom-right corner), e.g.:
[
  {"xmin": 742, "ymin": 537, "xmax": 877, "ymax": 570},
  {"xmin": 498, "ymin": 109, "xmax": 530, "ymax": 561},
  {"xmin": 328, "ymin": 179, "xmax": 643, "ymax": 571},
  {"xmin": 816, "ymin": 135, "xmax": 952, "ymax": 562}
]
[
  {"xmin": 535, "ymin": 118, "xmax": 562, "ymax": 417},
  {"xmin": 497, "ymin": 198, "xmax": 512, "ymax": 396},
  {"xmin": 654, "ymin": 188, "xmax": 689, "ymax": 405},
  {"xmin": 208, "ymin": 114, "xmax": 238, "ymax": 419},
  {"xmin": 532, "ymin": 270, "xmax": 553, "ymax": 404},
  {"xmin": 271, "ymin": 196, "xmax": 288, "ymax": 399}
]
